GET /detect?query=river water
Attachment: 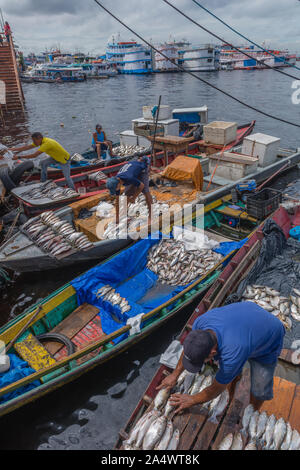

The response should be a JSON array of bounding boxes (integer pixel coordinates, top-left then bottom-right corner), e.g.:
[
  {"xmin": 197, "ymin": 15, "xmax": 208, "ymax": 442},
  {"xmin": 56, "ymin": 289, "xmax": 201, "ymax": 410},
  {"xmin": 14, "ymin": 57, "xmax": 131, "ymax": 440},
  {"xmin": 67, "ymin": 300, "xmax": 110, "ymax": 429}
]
[{"xmin": 1, "ymin": 70, "xmax": 300, "ymax": 449}]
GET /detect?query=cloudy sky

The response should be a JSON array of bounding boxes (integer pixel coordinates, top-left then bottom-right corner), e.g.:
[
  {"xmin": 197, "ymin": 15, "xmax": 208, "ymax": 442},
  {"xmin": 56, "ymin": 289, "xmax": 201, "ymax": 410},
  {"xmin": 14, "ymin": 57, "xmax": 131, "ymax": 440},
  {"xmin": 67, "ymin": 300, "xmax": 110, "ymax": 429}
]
[{"xmin": 1, "ymin": 0, "xmax": 300, "ymax": 55}]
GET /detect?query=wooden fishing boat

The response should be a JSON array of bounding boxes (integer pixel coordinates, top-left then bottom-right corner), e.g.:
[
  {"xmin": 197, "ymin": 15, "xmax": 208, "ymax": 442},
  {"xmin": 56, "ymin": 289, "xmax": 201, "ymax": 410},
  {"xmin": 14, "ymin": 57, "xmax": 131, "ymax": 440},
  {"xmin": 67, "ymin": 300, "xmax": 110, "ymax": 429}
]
[
  {"xmin": 115, "ymin": 204, "xmax": 300, "ymax": 450},
  {"xmin": 19, "ymin": 121, "xmax": 256, "ymax": 183},
  {"xmin": 10, "ymin": 161, "xmax": 126, "ymax": 217},
  {"xmin": 0, "ymin": 229, "xmax": 236, "ymax": 418}
]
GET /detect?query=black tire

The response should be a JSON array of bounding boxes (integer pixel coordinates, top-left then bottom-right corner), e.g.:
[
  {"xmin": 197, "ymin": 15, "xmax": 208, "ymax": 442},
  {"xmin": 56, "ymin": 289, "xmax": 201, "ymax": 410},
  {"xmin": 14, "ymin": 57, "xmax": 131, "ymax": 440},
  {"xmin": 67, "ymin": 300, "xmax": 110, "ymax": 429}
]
[
  {"xmin": 10, "ymin": 161, "xmax": 34, "ymax": 185},
  {"xmin": 0, "ymin": 168, "xmax": 16, "ymax": 192},
  {"xmin": 37, "ymin": 333, "xmax": 77, "ymax": 356}
]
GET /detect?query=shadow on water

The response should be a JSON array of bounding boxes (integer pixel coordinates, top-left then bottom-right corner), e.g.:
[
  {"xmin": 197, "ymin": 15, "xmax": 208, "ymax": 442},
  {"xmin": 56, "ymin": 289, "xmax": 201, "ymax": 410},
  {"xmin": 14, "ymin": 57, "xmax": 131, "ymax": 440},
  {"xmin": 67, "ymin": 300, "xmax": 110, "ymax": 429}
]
[{"xmin": 1, "ymin": 72, "xmax": 300, "ymax": 449}]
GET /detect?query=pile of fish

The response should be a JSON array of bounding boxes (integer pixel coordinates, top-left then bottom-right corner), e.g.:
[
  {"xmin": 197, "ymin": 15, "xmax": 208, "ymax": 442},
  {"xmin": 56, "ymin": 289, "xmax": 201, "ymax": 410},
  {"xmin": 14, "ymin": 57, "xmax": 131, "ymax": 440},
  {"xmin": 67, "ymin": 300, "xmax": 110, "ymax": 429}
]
[
  {"xmin": 113, "ymin": 144, "xmax": 146, "ymax": 157},
  {"xmin": 218, "ymin": 404, "xmax": 300, "ymax": 450},
  {"xmin": 21, "ymin": 181, "xmax": 78, "ymax": 202},
  {"xmin": 94, "ymin": 285, "xmax": 131, "ymax": 315},
  {"xmin": 22, "ymin": 211, "xmax": 93, "ymax": 258},
  {"xmin": 147, "ymin": 239, "xmax": 223, "ymax": 286},
  {"xmin": 88, "ymin": 170, "xmax": 107, "ymax": 182},
  {"xmin": 70, "ymin": 153, "xmax": 85, "ymax": 162},
  {"xmin": 102, "ymin": 194, "xmax": 170, "ymax": 239},
  {"xmin": 124, "ymin": 368, "xmax": 228, "ymax": 451},
  {"xmin": 241, "ymin": 285, "xmax": 300, "ymax": 330}
]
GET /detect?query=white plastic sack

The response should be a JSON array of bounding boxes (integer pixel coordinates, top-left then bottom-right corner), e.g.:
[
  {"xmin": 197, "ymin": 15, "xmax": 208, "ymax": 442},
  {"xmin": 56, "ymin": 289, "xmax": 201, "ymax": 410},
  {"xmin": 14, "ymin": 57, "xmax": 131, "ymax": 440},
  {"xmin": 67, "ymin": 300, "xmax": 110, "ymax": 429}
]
[
  {"xmin": 159, "ymin": 340, "xmax": 183, "ymax": 370},
  {"xmin": 173, "ymin": 225, "xmax": 219, "ymax": 251},
  {"xmin": 96, "ymin": 201, "xmax": 114, "ymax": 218}
]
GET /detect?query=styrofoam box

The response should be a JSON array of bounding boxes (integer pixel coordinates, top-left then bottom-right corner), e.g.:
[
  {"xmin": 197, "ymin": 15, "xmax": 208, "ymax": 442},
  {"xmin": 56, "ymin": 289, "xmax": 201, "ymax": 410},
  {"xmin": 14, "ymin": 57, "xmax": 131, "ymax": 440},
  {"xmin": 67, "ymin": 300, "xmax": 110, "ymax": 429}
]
[
  {"xmin": 204, "ymin": 121, "xmax": 237, "ymax": 145},
  {"xmin": 242, "ymin": 133, "xmax": 281, "ymax": 168},
  {"xmin": 143, "ymin": 105, "xmax": 171, "ymax": 120},
  {"xmin": 137, "ymin": 135, "xmax": 151, "ymax": 148},
  {"xmin": 208, "ymin": 156, "xmax": 258, "ymax": 181},
  {"xmin": 132, "ymin": 117, "xmax": 179, "ymax": 136},
  {"xmin": 120, "ymin": 130, "xmax": 138, "ymax": 146}
]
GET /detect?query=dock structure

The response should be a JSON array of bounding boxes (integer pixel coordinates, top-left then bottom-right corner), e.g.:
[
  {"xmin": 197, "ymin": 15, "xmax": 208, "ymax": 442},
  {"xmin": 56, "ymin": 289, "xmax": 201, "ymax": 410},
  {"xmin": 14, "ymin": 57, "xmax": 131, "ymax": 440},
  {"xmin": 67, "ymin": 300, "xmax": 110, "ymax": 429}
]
[{"xmin": 0, "ymin": 35, "xmax": 25, "ymax": 117}]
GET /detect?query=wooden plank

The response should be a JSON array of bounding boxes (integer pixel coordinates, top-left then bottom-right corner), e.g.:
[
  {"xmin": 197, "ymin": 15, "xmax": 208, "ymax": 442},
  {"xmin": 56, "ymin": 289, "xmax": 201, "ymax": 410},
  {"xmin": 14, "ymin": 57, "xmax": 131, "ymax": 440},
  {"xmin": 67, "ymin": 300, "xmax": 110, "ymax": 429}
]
[
  {"xmin": 260, "ymin": 377, "xmax": 296, "ymax": 421},
  {"xmin": 211, "ymin": 372, "xmax": 250, "ymax": 450},
  {"xmin": 288, "ymin": 385, "xmax": 300, "ymax": 432},
  {"xmin": 177, "ymin": 407, "xmax": 207, "ymax": 450},
  {"xmin": 14, "ymin": 333, "xmax": 56, "ymax": 371},
  {"xmin": 43, "ymin": 303, "xmax": 100, "ymax": 356}
]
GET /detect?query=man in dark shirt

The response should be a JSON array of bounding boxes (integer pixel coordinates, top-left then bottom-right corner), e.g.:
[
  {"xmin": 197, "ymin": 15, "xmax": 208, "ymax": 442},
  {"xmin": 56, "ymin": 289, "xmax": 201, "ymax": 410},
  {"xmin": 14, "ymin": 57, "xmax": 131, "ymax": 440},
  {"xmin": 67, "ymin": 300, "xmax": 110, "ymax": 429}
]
[
  {"xmin": 106, "ymin": 157, "xmax": 152, "ymax": 222},
  {"xmin": 157, "ymin": 302, "xmax": 285, "ymax": 414}
]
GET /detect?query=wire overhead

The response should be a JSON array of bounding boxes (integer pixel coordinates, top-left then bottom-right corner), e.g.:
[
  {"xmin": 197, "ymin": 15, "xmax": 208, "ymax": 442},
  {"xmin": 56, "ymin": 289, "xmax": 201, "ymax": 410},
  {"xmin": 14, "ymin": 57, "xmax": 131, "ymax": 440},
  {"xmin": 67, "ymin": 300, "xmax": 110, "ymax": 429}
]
[
  {"xmin": 191, "ymin": 0, "xmax": 300, "ymax": 72},
  {"xmin": 162, "ymin": 0, "xmax": 300, "ymax": 81},
  {"xmin": 92, "ymin": 0, "xmax": 300, "ymax": 129}
]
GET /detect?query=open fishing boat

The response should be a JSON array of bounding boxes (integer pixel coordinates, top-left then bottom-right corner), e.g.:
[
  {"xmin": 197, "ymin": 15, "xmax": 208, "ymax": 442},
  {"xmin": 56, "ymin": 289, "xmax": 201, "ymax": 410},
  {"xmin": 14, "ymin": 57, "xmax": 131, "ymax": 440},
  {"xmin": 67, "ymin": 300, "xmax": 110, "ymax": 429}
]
[
  {"xmin": 10, "ymin": 161, "xmax": 126, "ymax": 217},
  {"xmin": 0, "ymin": 226, "xmax": 238, "ymax": 418},
  {"xmin": 114, "ymin": 204, "xmax": 300, "ymax": 451},
  {"xmin": 19, "ymin": 121, "xmax": 255, "ymax": 183}
]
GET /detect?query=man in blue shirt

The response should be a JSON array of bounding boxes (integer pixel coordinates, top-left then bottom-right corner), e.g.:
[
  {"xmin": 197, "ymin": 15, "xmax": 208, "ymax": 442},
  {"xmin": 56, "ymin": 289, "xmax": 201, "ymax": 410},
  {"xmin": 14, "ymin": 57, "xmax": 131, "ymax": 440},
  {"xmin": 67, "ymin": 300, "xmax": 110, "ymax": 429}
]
[
  {"xmin": 157, "ymin": 302, "xmax": 285, "ymax": 414},
  {"xmin": 106, "ymin": 157, "xmax": 153, "ymax": 222}
]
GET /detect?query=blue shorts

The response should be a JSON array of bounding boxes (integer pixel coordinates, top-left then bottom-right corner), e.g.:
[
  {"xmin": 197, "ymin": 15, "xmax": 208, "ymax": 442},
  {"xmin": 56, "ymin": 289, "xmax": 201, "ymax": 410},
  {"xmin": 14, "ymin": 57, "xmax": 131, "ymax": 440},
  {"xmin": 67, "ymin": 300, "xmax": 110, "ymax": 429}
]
[
  {"xmin": 92, "ymin": 143, "xmax": 107, "ymax": 152},
  {"xmin": 249, "ymin": 359, "xmax": 277, "ymax": 401}
]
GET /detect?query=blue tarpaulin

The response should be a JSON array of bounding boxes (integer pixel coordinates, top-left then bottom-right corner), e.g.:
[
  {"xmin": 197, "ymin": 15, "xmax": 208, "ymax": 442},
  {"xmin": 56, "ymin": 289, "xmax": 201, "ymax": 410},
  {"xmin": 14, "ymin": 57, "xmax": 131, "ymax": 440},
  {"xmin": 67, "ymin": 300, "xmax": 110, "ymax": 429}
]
[
  {"xmin": 214, "ymin": 238, "xmax": 248, "ymax": 257},
  {"xmin": 0, "ymin": 354, "xmax": 40, "ymax": 404}
]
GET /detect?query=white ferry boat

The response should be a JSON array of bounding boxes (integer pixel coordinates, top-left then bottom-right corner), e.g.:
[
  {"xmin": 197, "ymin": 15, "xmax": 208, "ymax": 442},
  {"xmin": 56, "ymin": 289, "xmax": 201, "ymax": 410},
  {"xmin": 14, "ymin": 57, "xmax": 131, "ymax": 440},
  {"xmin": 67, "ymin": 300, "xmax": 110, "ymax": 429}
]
[{"xmin": 105, "ymin": 34, "xmax": 152, "ymax": 74}]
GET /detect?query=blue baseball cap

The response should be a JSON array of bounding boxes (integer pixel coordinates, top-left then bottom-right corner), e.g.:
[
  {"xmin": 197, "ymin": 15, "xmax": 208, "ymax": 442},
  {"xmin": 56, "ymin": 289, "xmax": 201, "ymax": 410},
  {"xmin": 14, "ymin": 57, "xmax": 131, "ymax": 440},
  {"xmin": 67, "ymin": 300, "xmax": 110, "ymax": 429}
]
[
  {"xmin": 106, "ymin": 176, "xmax": 120, "ymax": 195},
  {"xmin": 182, "ymin": 330, "xmax": 215, "ymax": 373}
]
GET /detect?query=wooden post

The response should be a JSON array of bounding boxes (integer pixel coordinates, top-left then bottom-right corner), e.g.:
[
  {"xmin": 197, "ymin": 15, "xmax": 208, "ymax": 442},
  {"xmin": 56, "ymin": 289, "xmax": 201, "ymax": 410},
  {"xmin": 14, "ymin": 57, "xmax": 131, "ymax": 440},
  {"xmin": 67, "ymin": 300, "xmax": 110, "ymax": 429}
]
[{"xmin": 151, "ymin": 95, "xmax": 162, "ymax": 167}]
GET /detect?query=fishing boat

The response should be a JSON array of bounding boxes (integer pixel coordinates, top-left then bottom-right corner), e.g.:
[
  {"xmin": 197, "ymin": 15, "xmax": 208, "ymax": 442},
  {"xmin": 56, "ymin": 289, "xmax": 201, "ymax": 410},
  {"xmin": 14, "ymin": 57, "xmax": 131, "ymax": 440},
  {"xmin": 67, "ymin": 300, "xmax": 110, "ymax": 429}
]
[
  {"xmin": 0, "ymin": 226, "xmax": 237, "ymax": 418},
  {"xmin": 10, "ymin": 162, "xmax": 128, "ymax": 217},
  {"xmin": 114, "ymin": 203, "xmax": 300, "ymax": 451}
]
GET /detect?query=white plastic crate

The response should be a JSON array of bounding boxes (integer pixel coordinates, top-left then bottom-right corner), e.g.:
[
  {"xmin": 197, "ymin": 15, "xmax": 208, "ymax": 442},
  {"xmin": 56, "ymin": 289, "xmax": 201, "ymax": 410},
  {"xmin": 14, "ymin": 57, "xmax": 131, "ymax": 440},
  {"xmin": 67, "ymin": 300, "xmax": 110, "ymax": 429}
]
[{"xmin": 242, "ymin": 133, "xmax": 281, "ymax": 168}]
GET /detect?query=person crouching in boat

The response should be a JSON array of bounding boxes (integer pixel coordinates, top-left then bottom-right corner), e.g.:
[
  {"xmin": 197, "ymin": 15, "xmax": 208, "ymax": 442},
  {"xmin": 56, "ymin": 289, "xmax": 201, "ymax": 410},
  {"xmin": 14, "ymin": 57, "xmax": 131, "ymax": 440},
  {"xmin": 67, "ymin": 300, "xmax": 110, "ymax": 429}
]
[
  {"xmin": 157, "ymin": 302, "xmax": 285, "ymax": 413},
  {"xmin": 92, "ymin": 124, "xmax": 114, "ymax": 160},
  {"xmin": 106, "ymin": 157, "xmax": 153, "ymax": 224},
  {"xmin": 11, "ymin": 132, "xmax": 76, "ymax": 190}
]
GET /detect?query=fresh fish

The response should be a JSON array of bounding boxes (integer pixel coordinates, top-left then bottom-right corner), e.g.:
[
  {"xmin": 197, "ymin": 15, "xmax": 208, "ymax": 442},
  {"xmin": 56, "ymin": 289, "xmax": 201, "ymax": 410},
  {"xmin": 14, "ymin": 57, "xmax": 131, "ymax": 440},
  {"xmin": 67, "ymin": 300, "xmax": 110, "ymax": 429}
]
[
  {"xmin": 262, "ymin": 414, "xmax": 276, "ymax": 450},
  {"xmin": 166, "ymin": 428, "xmax": 180, "ymax": 450},
  {"xmin": 154, "ymin": 388, "xmax": 170, "ymax": 411},
  {"xmin": 271, "ymin": 418, "xmax": 287, "ymax": 450},
  {"xmin": 248, "ymin": 410, "xmax": 260, "ymax": 441},
  {"xmin": 231, "ymin": 432, "xmax": 243, "ymax": 450},
  {"xmin": 125, "ymin": 411, "xmax": 151, "ymax": 447},
  {"xmin": 244, "ymin": 439, "xmax": 257, "ymax": 450},
  {"xmin": 142, "ymin": 416, "xmax": 167, "ymax": 450},
  {"xmin": 182, "ymin": 372, "xmax": 196, "ymax": 394},
  {"xmin": 281, "ymin": 422, "xmax": 292, "ymax": 450},
  {"xmin": 198, "ymin": 374, "xmax": 213, "ymax": 393},
  {"xmin": 256, "ymin": 411, "xmax": 268, "ymax": 442},
  {"xmin": 189, "ymin": 374, "xmax": 204, "ymax": 395},
  {"xmin": 208, "ymin": 389, "xmax": 229, "ymax": 424},
  {"xmin": 241, "ymin": 404, "xmax": 255, "ymax": 436},
  {"xmin": 289, "ymin": 429, "xmax": 300, "ymax": 450},
  {"xmin": 218, "ymin": 433, "xmax": 233, "ymax": 450},
  {"xmin": 155, "ymin": 420, "xmax": 173, "ymax": 450},
  {"xmin": 135, "ymin": 410, "xmax": 161, "ymax": 449}
]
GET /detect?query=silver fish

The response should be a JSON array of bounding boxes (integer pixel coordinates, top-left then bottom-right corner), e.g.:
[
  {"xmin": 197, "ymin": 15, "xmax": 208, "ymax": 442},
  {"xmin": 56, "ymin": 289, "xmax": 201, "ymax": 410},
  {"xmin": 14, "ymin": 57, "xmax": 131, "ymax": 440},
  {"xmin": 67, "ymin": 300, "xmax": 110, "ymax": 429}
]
[
  {"xmin": 241, "ymin": 404, "xmax": 255, "ymax": 436},
  {"xmin": 142, "ymin": 416, "xmax": 167, "ymax": 450},
  {"xmin": 271, "ymin": 418, "xmax": 286, "ymax": 450},
  {"xmin": 289, "ymin": 429, "xmax": 300, "ymax": 450},
  {"xmin": 248, "ymin": 410, "xmax": 260, "ymax": 441},
  {"xmin": 218, "ymin": 433, "xmax": 233, "ymax": 450},
  {"xmin": 166, "ymin": 428, "xmax": 180, "ymax": 450},
  {"xmin": 256, "ymin": 411, "xmax": 268, "ymax": 442},
  {"xmin": 208, "ymin": 389, "xmax": 229, "ymax": 424},
  {"xmin": 231, "ymin": 432, "xmax": 243, "ymax": 450},
  {"xmin": 189, "ymin": 374, "xmax": 205, "ymax": 395},
  {"xmin": 154, "ymin": 388, "xmax": 170, "ymax": 411},
  {"xmin": 262, "ymin": 414, "xmax": 276, "ymax": 450},
  {"xmin": 155, "ymin": 420, "xmax": 173, "ymax": 450},
  {"xmin": 244, "ymin": 439, "xmax": 257, "ymax": 450},
  {"xmin": 281, "ymin": 422, "xmax": 292, "ymax": 450},
  {"xmin": 135, "ymin": 410, "xmax": 161, "ymax": 449}
]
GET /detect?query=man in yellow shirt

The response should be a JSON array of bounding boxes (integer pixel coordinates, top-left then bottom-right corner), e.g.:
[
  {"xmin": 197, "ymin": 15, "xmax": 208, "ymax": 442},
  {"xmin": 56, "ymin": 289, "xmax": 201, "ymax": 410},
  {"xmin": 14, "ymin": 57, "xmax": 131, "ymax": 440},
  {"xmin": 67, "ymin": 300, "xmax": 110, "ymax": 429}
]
[{"xmin": 11, "ymin": 132, "xmax": 75, "ymax": 190}]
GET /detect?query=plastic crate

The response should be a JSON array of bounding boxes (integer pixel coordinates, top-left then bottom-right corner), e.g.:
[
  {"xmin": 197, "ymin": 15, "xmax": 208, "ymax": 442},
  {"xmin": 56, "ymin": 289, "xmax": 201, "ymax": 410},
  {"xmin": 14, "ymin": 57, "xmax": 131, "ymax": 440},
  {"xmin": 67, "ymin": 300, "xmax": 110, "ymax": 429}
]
[{"xmin": 246, "ymin": 188, "xmax": 282, "ymax": 220}]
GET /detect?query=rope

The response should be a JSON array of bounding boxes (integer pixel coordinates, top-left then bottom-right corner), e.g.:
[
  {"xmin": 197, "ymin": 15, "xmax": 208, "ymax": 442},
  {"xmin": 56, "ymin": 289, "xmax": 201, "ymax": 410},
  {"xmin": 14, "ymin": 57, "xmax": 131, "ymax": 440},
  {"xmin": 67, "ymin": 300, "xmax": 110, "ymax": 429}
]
[
  {"xmin": 191, "ymin": 0, "xmax": 300, "ymax": 72},
  {"xmin": 92, "ymin": 0, "xmax": 300, "ymax": 129},
  {"xmin": 0, "ymin": 205, "xmax": 21, "ymax": 247},
  {"xmin": 162, "ymin": 0, "xmax": 300, "ymax": 81}
]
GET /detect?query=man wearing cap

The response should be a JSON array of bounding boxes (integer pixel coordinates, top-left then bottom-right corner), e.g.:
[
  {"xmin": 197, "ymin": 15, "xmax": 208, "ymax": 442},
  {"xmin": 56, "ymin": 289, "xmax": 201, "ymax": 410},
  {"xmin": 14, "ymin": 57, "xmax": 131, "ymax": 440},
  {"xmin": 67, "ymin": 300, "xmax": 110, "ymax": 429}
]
[
  {"xmin": 157, "ymin": 302, "xmax": 284, "ymax": 414},
  {"xmin": 106, "ymin": 157, "xmax": 153, "ymax": 223}
]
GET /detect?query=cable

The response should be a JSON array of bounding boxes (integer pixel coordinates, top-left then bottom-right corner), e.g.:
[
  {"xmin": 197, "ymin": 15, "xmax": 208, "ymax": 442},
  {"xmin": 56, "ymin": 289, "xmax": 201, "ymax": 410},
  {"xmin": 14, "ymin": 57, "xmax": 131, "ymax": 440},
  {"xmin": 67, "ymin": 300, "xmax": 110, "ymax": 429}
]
[
  {"xmin": 162, "ymin": 0, "xmax": 300, "ymax": 81},
  {"xmin": 92, "ymin": 0, "xmax": 300, "ymax": 129},
  {"xmin": 191, "ymin": 0, "xmax": 300, "ymax": 72}
]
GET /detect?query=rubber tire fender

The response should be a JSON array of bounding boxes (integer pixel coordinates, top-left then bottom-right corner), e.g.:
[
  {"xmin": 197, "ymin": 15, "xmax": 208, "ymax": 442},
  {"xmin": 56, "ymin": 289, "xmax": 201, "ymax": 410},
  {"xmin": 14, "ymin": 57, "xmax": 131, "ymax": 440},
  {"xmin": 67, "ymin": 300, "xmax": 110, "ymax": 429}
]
[
  {"xmin": 36, "ymin": 333, "xmax": 77, "ymax": 356},
  {"xmin": 10, "ymin": 161, "xmax": 34, "ymax": 185}
]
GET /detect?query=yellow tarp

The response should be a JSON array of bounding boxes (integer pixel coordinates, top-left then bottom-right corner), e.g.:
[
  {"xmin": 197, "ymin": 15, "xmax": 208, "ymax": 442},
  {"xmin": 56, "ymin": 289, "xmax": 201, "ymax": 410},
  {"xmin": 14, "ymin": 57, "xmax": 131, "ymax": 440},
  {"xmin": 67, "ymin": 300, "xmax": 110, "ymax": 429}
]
[{"xmin": 160, "ymin": 155, "xmax": 203, "ymax": 191}]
